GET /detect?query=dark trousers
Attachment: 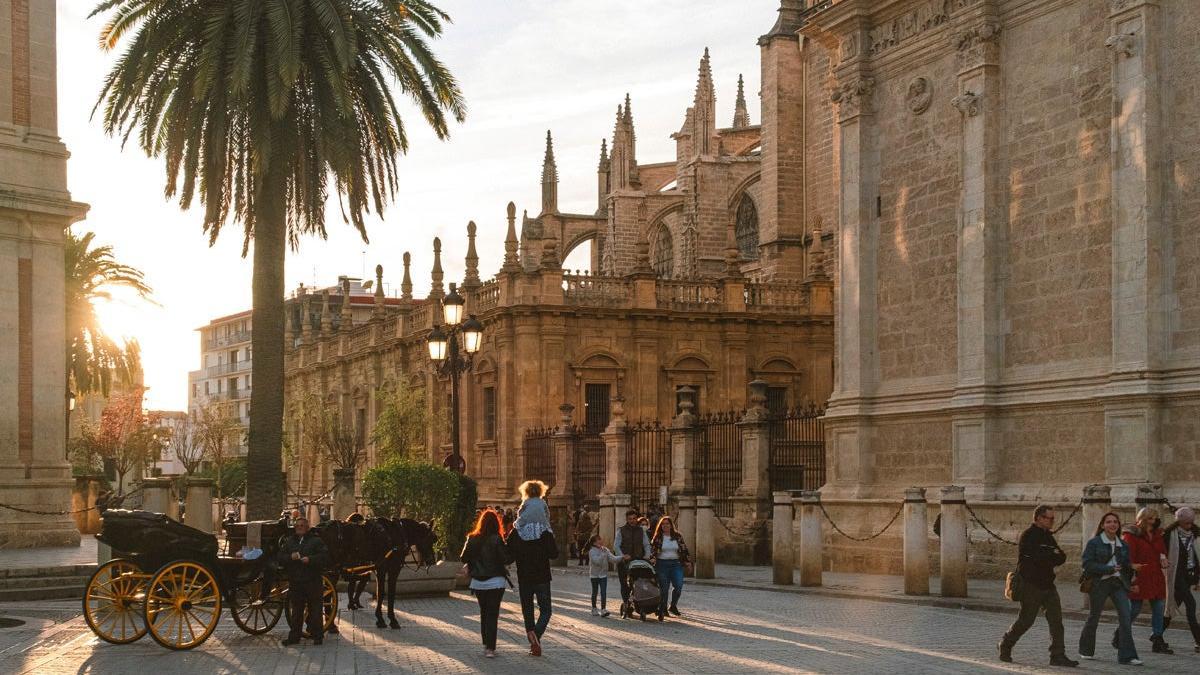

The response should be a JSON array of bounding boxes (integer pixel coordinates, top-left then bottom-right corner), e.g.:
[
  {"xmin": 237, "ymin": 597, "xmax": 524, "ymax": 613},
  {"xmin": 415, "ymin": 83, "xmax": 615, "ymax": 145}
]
[
  {"xmin": 1080, "ymin": 577, "xmax": 1137, "ymax": 662},
  {"xmin": 519, "ymin": 581, "xmax": 552, "ymax": 637},
  {"xmin": 617, "ymin": 560, "xmax": 632, "ymax": 602},
  {"xmin": 287, "ymin": 578, "xmax": 324, "ymax": 642},
  {"xmin": 1001, "ymin": 583, "xmax": 1065, "ymax": 657},
  {"xmin": 1165, "ymin": 576, "xmax": 1200, "ymax": 645},
  {"xmin": 590, "ymin": 577, "xmax": 608, "ymax": 608},
  {"xmin": 475, "ymin": 588, "xmax": 504, "ymax": 650}
]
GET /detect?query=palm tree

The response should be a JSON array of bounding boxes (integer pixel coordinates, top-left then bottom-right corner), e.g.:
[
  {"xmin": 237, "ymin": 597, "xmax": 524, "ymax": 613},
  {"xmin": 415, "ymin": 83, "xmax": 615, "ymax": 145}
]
[
  {"xmin": 65, "ymin": 230, "xmax": 152, "ymax": 397},
  {"xmin": 92, "ymin": 0, "xmax": 466, "ymax": 518}
]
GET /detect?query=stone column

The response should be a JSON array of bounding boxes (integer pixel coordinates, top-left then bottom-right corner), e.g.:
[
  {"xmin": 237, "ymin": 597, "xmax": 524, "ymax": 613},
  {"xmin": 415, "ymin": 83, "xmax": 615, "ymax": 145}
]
[
  {"xmin": 939, "ymin": 486, "xmax": 968, "ymax": 598},
  {"xmin": 797, "ymin": 490, "xmax": 822, "ymax": 587},
  {"xmin": 1103, "ymin": 1, "xmax": 1166, "ymax": 497},
  {"xmin": 1082, "ymin": 484, "xmax": 1112, "ymax": 548},
  {"xmin": 602, "ymin": 397, "xmax": 629, "ymax": 495},
  {"xmin": 772, "ymin": 491, "xmax": 794, "ymax": 585},
  {"xmin": 553, "ymin": 403, "xmax": 576, "ymax": 501},
  {"xmin": 599, "ymin": 494, "xmax": 616, "ymax": 550},
  {"xmin": 184, "ymin": 477, "xmax": 214, "ymax": 533},
  {"xmin": 733, "ymin": 381, "xmax": 771, "ymax": 521},
  {"xmin": 949, "ymin": 3, "xmax": 1006, "ymax": 501},
  {"xmin": 332, "ymin": 468, "xmax": 356, "ymax": 520},
  {"xmin": 903, "ymin": 487, "xmax": 930, "ymax": 596},
  {"xmin": 306, "ymin": 502, "xmax": 320, "ymax": 524},
  {"xmin": 71, "ymin": 477, "xmax": 89, "ymax": 534},
  {"xmin": 668, "ymin": 392, "xmax": 698, "ymax": 496},
  {"xmin": 695, "ymin": 496, "xmax": 715, "ymax": 579},
  {"xmin": 675, "ymin": 496, "xmax": 697, "ymax": 577},
  {"xmin": 612, "ymin": 494, "xmax": 632, "ymax": 540},
  {"xmin": 85, "ymin": 476, "xmax": 103, "ymax": 534},
  {"xmin": 142, "ymin": 477, "xmax": 172, "ymax": 516}
]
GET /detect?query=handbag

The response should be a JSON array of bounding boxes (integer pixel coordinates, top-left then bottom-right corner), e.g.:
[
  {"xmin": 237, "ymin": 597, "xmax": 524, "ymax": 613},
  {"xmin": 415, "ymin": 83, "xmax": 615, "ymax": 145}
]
[
  {"xmin": 1004, "ymin": 571, "xmax": 1023, "ymax": 601},
  {"xmin": 1078, "ymin": 570, "xmax": 1093, "ymax": 594}
]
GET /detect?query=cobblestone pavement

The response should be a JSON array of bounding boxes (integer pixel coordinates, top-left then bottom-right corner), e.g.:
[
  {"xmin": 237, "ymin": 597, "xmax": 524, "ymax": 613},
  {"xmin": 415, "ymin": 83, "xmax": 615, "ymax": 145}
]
[{"xmin": 2, "ymin": 581, "xmax": 1198, "ymax": 674}]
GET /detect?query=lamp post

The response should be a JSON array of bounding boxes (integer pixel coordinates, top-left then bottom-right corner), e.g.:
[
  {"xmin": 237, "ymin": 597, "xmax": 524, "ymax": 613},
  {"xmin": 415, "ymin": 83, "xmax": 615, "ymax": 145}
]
[
  {"xmin": 65, "ymin": 390, "xmax": 76, "ymax": 460},
  {"xmin": 428, "ymin": 283, "xmax": 483, "ymax": 474}
]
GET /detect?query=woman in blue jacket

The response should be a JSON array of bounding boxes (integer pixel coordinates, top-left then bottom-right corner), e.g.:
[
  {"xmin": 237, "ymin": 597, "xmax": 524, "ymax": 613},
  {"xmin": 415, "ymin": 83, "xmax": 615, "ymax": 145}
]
[{"xmin": 1079, "ymin": 511, "xmax": 1141, "ymax": 665}]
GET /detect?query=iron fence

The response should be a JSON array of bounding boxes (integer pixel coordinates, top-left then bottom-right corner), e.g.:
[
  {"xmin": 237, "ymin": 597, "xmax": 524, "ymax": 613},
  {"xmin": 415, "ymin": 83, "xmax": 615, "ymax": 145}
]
[
  {"xmin": 522, "ymin": 427, "xmax": 556, "ymax": 487},
  {"xmin": 768, "ymin": 405, "xmax": 826, "ymax": 493},
  {"xmin": 572, "ymin": 431, "xmax": 606, "ymax": 511},
  {"xmin": 695, "ymin": 411, "xmax": 743, "ymax": 517},
  {"xmin": 626, "ymin": 421, "xmax": 670, "ymax": 511}
]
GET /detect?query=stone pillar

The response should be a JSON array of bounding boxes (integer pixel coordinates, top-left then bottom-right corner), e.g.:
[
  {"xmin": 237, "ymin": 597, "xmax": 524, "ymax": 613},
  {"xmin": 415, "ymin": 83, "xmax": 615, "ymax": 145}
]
[
  {"xmin": 306, "ymin": 502, "xmax": 320, "ymax": 524},
  {"xmin": 772, "ymin": 491, "xmax": 794, "ymax": 585},
  {"xmin": 797, "ymin": 490, "xmax": 822, "ymax": 587},
  {"xmin": 668, "ymin": 391, "xmax": 698, "ymax": 496},
  {"xmin": 553, "ymin": 403, "xmax": 576, "ymax": 501},
  {"xmin": 142, "ymin": 477, "xmax": 172, "ymax": 516},
  {"xmin": 695, "ymin": 495, "xmax": 715, "ymax": 579},
  {"xmin": 733, "ymin": 381, "xmax": 771, "ymax": 521},
  {"xmin": 949, "ymin": 3, "xmax": 1006, "ymax": 501},
  {"xmin": 1103, "ymin": 1, "xmax": 1166, "ymax": 498},
  {"xmin": 599, "ymin": 494, "xmax": 616, "ymax": 550},
  {"xmin": 71, "ymin": 477, "xmax": 90, "ymax": 533},
  {"xmin": 939, "ymin": 486, "xmax": 968, "ymax": 598},
  {"xmin": 602, "ymin": 397, "xmax": 629, "ymax": 495},
  {"xmin": 85, "ymin": 476, "xmax": 103, "ymax": 534},
  {"xmin": 612, "ymin": 494, "xmax": 631, "ymax": 541},
  {"xmin": 903, "ymin": 487, "xmax": 930, "ymax": 596},
  {"xmin": 676, "ymin": 496, "xmax": 696, "ymax": 577},
  {"xmin": 1082, "ymin": 484, "xmax": 1112, "ymax": 547},
  {"xmin": 332, "ymin": 468, "xmax": 356, "ymax": 520},
  {"xmin": 184, "ymin": 477, "xmax": 214, "ymax": 533},
  {"xmin": 167, "ymin": 482, "xmax": 181, "ymax": 521}
]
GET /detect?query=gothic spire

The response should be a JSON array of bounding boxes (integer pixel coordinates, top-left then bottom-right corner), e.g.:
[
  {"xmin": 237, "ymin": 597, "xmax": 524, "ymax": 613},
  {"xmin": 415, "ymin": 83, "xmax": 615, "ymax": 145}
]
[
  {"xmin": 373, "ymin": 264, "xmax": 386, "ymax": 319},
  {"xmin": 611, "ymin": 94, "xmax": 639, "ymax": 189},
  {"xmin": 540, "ymin": 130, "xmax": 558, "ymax": 214},
  {"xmin": 429, "ymin": 237, "xmax": 444, "ymax": 301},
  {"xmin": 598, "ymin": 137, "xmax": 609, "ymax": 169},
  {"xmin": 320, "ymin": 289, "xmax": 332, "ymax": 334},
  {"xmin": 502, "ymin": 201, "xmax": 521, "ymax": 272},
  {"xmin": 733, "ymin": 74, "xmax": 750, "ymax": 128},
  {"xmin": 401, "ymin": 252, "xmax": 413, "ymax": 301},
  {"xmin": 339, "ymin": 277, "xmax": 353, "ymax": 330},
  {"xmin": 464, "ymin": 220, "xmax": 481, "ymax": 289},
  {"xmin": 692, "ymin": 48, "xmax": 717, "ymax": 157},
  {"xmin": 596, "ymin": 138, "xmax": 610, "ymax": 217}
]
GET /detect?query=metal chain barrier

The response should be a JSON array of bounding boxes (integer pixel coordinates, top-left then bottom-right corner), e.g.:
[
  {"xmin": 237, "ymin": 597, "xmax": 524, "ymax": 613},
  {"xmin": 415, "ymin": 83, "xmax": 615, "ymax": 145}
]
[
  {"xmin": 713, "ymin": 513, "xmax": 769, "ymax": 538},
  {"xmin": 963, "ymin": 502, "xmax": 1019, "ymax": 546},
  {"xmin": 0, "ymin": 485, "xmax": 144, "ymax": 517},
  {"xmin": 818, "ymin": 501, "xmax": 904, "ymax": 542},
  {"xmin": 1051, "ymin": 500, "xmax": 1082, "ymax": 535}
]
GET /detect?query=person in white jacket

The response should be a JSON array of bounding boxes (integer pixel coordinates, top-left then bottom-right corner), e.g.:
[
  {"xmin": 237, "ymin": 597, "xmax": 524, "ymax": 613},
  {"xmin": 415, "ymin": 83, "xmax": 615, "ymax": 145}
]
[{"xmin": 587, "ymin": 534, "xmax": 623, "ymax": 616}]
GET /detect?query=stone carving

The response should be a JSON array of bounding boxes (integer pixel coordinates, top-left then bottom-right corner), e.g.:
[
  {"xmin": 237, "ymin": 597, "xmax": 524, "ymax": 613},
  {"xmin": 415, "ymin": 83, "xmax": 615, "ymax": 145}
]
[
  {"xmin": 1105, "ymin": 33, "xmax": 1136, "ymax": 58},
  {"xmin": 831, "ymin": 77, "xmax": 876, "ymax": 120},
  {"xmin": 906, "ymin": 77, "xmax": 933, "ymax": 115},
  {"xmin": 841, "ymin": 33, "xmax": 859, "ymax": 61},
  {"xmin": 954, "ymin": 21, "xmax": 1002, "ymax": 69},
  {"xmin": 867, "ymin": 0, "xmax": 972, "ymax": 57},
  {"xmin": 951, "ymin": 91, "xmax": 980, "ymax": 117}
]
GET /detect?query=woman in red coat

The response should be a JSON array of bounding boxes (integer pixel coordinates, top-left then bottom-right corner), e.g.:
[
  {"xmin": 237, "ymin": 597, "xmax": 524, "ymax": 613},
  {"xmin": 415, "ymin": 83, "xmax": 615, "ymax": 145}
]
[{"xmin": 1119, "ymin": 507, "xmax": 1173, "ymax": 654}]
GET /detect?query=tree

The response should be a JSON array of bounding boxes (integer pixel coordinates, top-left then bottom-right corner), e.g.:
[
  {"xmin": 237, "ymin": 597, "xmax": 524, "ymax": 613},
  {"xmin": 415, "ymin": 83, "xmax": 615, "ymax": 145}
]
[
  {"xmin": 371, "ymin": 380, "xmax": 432, "ymax": 463},
  {"xmin": 195, "ymin": 401, "xmax": 240, "ymax": 500},
  {"xmin": 90, "ymin": 387, "xmax": 161, "ymax": 493},
  {"xmin": 315, "ymin": 407, "xmax": 365, "ymax": 472},
  {"xmin": 93, "ymin": 0, "xmax": 466, "ymax": 519},
  {"xmin": 168, "ymin": 414, "xmax": 205, "ymax": 476},
  {"xmin": 65, "ymin": 230, "xmax": 152, "ymax": 397}
]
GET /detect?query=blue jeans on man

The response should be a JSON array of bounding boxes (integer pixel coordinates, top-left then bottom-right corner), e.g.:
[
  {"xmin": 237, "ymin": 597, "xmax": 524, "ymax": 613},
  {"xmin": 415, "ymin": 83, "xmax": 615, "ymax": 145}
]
[
  {"xmin": 519, "ymin": 581, "xmax": 552, "ymax": 637},
  {"xmin": 656, "ymin": 559, "xmax": 684, "ymax": 614}
]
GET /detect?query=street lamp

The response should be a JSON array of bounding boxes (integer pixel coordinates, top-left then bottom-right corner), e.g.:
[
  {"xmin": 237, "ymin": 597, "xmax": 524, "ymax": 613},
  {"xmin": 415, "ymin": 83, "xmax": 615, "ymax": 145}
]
[
  {"xmin": 64, "ymin": 390, "xmax": 76, "ymax": 460},
  {"xmin": 428, "ymin": 283, "xmax": 482, "ymax": 475}
]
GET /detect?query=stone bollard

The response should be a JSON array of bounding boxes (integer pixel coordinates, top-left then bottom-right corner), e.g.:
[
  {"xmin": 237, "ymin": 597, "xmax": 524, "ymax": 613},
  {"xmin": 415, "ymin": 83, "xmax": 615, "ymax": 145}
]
[
  {"xmin": 307, "ymin": 502, "xmax": 321, "ymax": 524},
  {"xmin": 772, "ymin": 491, "xmax": 795, "ymax": 585},
  {"xmin": 142, "ymin": 477, "xmax": 173, "ymax": 516},
  {"xmin": 71, "ymin": 477, "xmax": 90, "ymax": 534},
  {"xmin": 797, "ymin": 490, "xmax": 823, "ymax": 587},
  {"xmin": 676, "ymin": 496, "xmax": 697, "ymax": 578},
  {"xmin": 695, "ymin": 496, "xmax": 715, "ymax": 579},
  {"xmin": 599, "ymin": 495, "xmax": 616, "ymax": 553},
  {"xmin": 939, "ymin": 485, "xmax": 968, "ymax": 598},
  {"xmin": 1081, "ymin": 484, "xmax": 1112, "ymax": 548},
  {"xmin": 332, "ymin": 469, "xmax": 357, "ymax": 520},
  {"xmin": 903, "ymin": 487, "xmax": 930, "ymax": 596},
  {"xmin": 86, "ymin": 477, "xmax": 103, "ymax": 534},
  {"xmin": 184, "ymin": 477, "xmax": 214, "ymax": 533}
]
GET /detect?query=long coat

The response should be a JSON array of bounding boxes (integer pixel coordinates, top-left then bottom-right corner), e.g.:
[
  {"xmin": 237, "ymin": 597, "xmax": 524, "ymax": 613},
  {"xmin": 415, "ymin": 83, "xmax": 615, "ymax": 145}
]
[
  {"xmin": 1164, "ymin": 524, "xmax": 1200, "ymax": 619},
  {"xmin": 1123, "ymin": 526, "xmax": 1167, "ymax": 601}
]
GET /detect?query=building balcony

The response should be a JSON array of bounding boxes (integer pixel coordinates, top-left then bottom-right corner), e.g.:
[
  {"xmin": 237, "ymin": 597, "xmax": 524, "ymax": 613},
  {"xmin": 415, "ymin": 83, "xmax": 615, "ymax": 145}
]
[
  {"xmin": 207, "ymin": 388, "xmax": 251, "ymax": 402},
  {"xmin": 206, "ymin": 360, "xmax": 252, "ymax": 377},
  {"xmin": 204, "ymin": 331, "xmax": 252, "ymax": 351}
]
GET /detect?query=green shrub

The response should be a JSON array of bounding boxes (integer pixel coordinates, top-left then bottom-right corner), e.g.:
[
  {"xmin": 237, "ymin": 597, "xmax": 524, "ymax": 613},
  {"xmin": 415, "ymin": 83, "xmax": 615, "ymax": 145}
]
[{"xmin": 362, "ymin": 460, "xmax": 461, "ymax": 552}]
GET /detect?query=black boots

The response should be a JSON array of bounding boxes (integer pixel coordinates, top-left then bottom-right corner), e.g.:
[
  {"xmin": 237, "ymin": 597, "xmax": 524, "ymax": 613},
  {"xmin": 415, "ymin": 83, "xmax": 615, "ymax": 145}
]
[
  {"xmin": 1049, "ymin": 655, "xmax": 1079, "ymax": 668},
  {"xmin": 997, "ymin": 641, "xmax": 1013, "ymax": 663},
  {"xmin": 1150, "ymin": 635, "xmax": 1173, "ymax": 654}
]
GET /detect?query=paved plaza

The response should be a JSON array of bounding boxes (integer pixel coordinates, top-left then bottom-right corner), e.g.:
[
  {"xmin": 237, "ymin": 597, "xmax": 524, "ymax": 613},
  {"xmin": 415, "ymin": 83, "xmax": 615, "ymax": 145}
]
[{"xmin": 2, "ymin": 579, "xmax": 1198, "ymax": 674}]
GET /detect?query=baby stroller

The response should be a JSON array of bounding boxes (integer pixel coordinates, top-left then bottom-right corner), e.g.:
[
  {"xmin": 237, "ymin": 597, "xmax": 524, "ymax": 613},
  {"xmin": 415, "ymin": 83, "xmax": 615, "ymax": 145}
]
[{"xmin": 620, "ymin": 559, "xmax": 660, "ymax": 621}]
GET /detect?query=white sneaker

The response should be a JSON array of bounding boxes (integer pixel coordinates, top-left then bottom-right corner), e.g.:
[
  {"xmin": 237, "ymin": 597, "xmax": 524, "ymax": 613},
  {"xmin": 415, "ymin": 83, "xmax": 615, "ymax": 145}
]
[
  {"xmin": 591, "ymin": 607, "xmax": 600, "ymax": 616},
  {"xmin": 1078, "ymin": 654, "xmax": 1095, "ymax": 660},
  {"xmin": 1124, "ymin": 659, "xmax": 1143, "ymax": 666},
  {"xmin": 601, "ymin": 609, "xmax": 611, "ymax": 617}
]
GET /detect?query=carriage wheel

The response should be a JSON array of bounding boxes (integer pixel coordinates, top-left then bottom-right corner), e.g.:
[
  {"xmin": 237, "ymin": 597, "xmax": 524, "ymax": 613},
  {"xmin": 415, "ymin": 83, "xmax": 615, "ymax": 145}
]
[
  {"xmin": 143, "ymin": 561, "xmax": 221, "ymax": 650},
  {"xmin": 83, "ymin": 559, "xmax": 148, "ymax": 644},
  {"xmin": 230, "ymin": 578, "xmax": 284, "ymax": 635}
]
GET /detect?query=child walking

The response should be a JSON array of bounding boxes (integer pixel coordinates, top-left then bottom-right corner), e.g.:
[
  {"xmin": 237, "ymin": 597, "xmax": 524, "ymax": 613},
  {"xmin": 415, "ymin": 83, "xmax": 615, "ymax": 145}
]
[
  {"xmin": 513, "ymin": 480, "xmax": 552, "ymax": 540},
  {"xmin": 588, "ymin": 534, "xmax": 622, "ymax": 616}
]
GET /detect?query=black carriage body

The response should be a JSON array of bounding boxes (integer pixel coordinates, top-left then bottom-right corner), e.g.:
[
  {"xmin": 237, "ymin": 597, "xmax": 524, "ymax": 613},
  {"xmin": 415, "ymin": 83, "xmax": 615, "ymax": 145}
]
[{"xmin": 97, "ymin": 510, "xmax": 220, "ymax": 573}]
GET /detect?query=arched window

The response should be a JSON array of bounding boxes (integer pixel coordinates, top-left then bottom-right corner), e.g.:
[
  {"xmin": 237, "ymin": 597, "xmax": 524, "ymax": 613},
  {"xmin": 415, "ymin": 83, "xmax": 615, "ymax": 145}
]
[
  {"xmin": 735, "ymin": 194, "xmax": 759, "ymax": 260},
  {"xmin": 653, "ymin": 225, "xmax": 674, "ymax": 277}
]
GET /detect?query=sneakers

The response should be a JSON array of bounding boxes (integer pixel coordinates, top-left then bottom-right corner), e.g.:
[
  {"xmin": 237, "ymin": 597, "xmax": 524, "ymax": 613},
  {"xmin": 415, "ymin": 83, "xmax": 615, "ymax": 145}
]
[
  {"xmin": 484, "ymin": 649, "xmax": 495, "ymax": 658},
  {"xmin": 591, "ymin": 607, "xmax": 600, "ymax": 616},
  {"xmin": 601, "ymin": 609, "xmax": 611, "ymax": 617},
  {"xmin": 1078, "ymin": 654, "xmax": 1095, "ymax": 660},
  {"xmin": 527, "ymin": 630, "xmax": 542, "ymax": 657},
  {"xmin": 998, "ymin": 642, "xmax": 1013, "ymax": 663},
  {"xmin": 1119, "ymin": 658, "xmax": 1143, "ymax": 666},
  {"xmin": 1049, "ymin": 655, "xmax": 1078, "ymax": 668}
]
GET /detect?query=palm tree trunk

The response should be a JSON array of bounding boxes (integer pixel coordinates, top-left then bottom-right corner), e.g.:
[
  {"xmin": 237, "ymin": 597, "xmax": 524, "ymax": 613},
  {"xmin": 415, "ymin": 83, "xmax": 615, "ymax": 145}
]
[{"xmin": 245, "ymin": 166, "xmax": 287, "ymax": 519}]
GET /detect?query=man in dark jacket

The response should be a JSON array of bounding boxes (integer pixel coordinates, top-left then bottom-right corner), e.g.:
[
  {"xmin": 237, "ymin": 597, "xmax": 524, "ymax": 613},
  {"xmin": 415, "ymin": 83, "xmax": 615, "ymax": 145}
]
[
  {"xmin": 999, "ymin": 505, "xmax": 1078, "ymax": 667},
  {"xmin": 506, "ymin": 524, "xmax": 558, "ymax": 657},
  {"xmin": 614, "ymin": 509, "xmax": 651, "ymax": 605},
  {"xmin": 279, "ymin": 516, "xmax": 331, "ymax": 646}
]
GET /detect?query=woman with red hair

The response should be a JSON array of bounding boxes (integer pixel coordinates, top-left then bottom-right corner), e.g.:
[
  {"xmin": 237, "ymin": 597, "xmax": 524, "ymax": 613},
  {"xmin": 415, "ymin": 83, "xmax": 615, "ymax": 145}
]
[{"xmin": 460, "ymin": 509, "xmax": 512, "ymax": 658}]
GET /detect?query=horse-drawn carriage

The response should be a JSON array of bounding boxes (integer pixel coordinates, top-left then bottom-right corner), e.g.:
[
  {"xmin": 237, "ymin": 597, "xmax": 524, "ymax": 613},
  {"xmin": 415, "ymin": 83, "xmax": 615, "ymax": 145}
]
[{"xmin": 83, "ymin": 510, "xmax": 337, "ymax": 650}]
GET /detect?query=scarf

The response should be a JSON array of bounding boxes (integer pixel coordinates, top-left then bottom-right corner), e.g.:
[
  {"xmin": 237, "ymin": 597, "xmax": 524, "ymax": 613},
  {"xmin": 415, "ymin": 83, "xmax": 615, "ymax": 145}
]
[{"xmin": 1181, "ymin": 529, "xmax": 1197, "ymax": 571}]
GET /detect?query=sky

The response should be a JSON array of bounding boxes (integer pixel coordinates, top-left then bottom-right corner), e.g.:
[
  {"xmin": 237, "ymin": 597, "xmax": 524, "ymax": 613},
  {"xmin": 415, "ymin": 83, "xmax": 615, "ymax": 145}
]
[{"xmin": 60, "ymin": 1, "xmax": 777, "ymax": 410}]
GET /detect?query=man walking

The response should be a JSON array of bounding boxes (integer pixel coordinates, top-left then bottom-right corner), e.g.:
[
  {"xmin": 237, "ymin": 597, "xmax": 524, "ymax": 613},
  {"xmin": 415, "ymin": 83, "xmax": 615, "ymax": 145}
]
[
  {"xmin": 999, "ymin": 505, "xmax": 1078, "ymax": 667},
  {"xmin": 613, "ymin": 509, "xmax": 651, "ymax": 607},
  {"xmin": 279, "ymin": 516, "xmax": 330, "ymax": 646},
  {"xmin": 506, "ymin": 519, "xmax": 558, "ymax": 656}
]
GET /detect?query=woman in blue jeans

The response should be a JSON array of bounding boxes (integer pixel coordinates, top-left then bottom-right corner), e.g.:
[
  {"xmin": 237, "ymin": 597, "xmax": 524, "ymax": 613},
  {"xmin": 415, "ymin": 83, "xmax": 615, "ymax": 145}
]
[
  {"xmin": 1079, "ymin": 511, "xmax": 1141, "ymax": 665},
  {"xmin": 650, "ymin": 516, "xmax": 692, "ymax": 622}
]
